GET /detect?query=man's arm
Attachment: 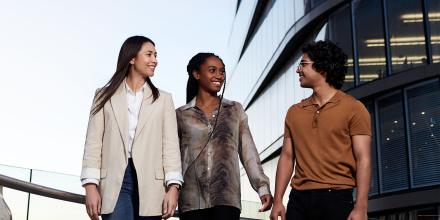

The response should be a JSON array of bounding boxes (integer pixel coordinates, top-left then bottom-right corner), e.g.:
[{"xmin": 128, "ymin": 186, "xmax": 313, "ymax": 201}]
[
  {"xmin": 348, "ymin": 135, "xmax": 371, "ymax": 220},
  {"xmin": 270, "ymin": 137, "xmax": 295, "ymax": 220}
]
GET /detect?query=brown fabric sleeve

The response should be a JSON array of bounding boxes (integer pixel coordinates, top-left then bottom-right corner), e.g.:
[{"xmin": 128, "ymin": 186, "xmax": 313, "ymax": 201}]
[{"xmin": 349, "ymin": 101, "xmax": 372, "ymax": 136}]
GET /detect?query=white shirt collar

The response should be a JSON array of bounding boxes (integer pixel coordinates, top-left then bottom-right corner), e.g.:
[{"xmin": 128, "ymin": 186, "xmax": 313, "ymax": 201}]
[{"xmin": 124, "ymin": 78, "xmax": 148, "ymax": 95}]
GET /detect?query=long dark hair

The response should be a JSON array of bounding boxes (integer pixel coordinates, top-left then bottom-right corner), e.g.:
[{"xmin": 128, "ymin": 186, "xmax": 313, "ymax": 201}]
[
  {"xmin": 92, "ymin": 36, "xmax": 160, "ymax": 115},
  {"xmin": 186, "ymin": 53, "xmax": 224, "ymax": 103}
]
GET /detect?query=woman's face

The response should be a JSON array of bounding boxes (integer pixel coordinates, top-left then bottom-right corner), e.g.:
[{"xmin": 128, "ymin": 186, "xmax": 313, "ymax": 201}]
[
  {"xmin": 194, "ymin": 56, "xmax": 225, "ymax": 94},
  {"xmin": 130, "ymin": 42, "xmax": 158, "ymax": 78}
]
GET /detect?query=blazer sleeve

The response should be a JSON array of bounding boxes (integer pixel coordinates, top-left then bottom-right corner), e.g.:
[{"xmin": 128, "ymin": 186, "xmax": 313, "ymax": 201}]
[
  {"xmin": 237, "ymin": 104, "xmax": 271, "ymax": 197},
  {"xmin": 80, "ymin": 89, "xmax": 105, "ymax": 183},
  {"xmin": 162, "ymin": 94, "xmax": 183, "ymax": 184}
]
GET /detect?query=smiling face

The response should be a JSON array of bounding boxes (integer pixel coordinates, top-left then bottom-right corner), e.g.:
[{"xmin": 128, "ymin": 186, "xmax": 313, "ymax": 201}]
[
  {"xmin": 129, "ymin": 42, "xmax": 158, "ymax": 78},
  {"xmin": 193, "ymin": 56, "xmax": 225, "ymax": 94},
  {"xmin": 296, "ymin": 53, "xmax": 326, "ymax": 88}
]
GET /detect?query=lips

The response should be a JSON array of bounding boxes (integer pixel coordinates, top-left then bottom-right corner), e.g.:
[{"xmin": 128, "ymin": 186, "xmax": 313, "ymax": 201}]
[{"xmin": 147, "ymin": 65, "xmax": 156, "ymax": 71}]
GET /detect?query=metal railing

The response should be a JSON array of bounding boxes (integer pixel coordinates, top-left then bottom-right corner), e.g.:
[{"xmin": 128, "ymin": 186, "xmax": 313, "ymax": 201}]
[
  {"xmin": 0, "ymin": 173, "xmax": 85, "ymax": 204},
  {"xmin": 0, "ymin": 173, "xmax": 85, "ymax": 220}
]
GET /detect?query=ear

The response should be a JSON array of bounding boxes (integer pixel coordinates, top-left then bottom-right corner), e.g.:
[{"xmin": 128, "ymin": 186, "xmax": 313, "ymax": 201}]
[
  {"xmin": 192, "ymin": 71, "xmax": 200, "ymax": 80},
  {"xmin": 129, "ymin": 58, "xmax": 135, "ymax": 65}
]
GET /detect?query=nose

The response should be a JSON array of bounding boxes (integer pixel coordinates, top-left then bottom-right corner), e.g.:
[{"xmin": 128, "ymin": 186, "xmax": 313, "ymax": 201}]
[
  {"xmin": 296, "ymin": 66, "xmax": 301, "ymax": 73},
  {"xmin": 215, "ymin": 70, "xmax": 225, "ymax": 79},
  {"xmin": 152, "ymin": 55, "xmax": 158, "ymax": 64}
]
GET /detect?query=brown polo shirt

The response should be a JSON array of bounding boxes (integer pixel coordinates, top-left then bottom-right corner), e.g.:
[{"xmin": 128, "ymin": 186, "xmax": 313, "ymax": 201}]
[{"xmin": 284, "ymin": 90, "xmax": 371, "ymax": 190}]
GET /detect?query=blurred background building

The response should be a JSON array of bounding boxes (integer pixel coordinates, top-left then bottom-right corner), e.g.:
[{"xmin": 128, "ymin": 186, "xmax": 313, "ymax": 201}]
[{"xmin": 225, "ymin": 0, "xmax": 440, "ymax": 219}]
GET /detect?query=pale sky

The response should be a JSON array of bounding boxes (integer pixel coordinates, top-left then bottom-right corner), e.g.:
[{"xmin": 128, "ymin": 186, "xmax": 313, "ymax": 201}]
[{"xmin": 0, "ymin": 0, "xmax": 236, "ymax": 176}]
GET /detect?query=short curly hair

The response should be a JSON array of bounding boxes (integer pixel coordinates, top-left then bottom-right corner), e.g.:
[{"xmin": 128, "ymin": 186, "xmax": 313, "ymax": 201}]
[{"xmin": 301, "ymin": 40, "xmax": 347, "ymax": 89}]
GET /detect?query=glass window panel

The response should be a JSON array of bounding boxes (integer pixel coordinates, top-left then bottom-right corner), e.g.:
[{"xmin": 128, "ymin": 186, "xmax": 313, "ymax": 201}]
[
  {"xmin": 387, "ymin": 0, "xmax": 427, "ymax": 73},
  {"xmin": 377, "ymin": 92, "xmax": 409, "ymax": 193},
  {"xmin": 353, "ymin": 0, "xmax": 386, "ymax": 84},
  {"xmin": 0, "ymin": 165, "xmax": 31, "ymax": 220},
  {"xmin": 2, "ymin": 188, "xmax": 28, "ymax": 220},
  {"xmin": 28, "ymin": 195, "xmax": 88, "ymax": 220},
  {"xmin": 31, "ymin": 170, "xmax": 84, "ymax": 194},
  {"xmin": 427, "ymin": 0, "xmax": 440, "ymax": 63},
  {"xmin": 311, "ymin": 0, "xmax": 327, "ymax": 9},
  {"xmin": 370, "ymin": 205, "xmax": 440, "ymax": 220},
  {"xmin": 325, "ymin": 5, "xmax": 354, "ymax": 90},
  {"xmin": 406, "ymin": 80, "xmax": 440, "ymax": 187}
]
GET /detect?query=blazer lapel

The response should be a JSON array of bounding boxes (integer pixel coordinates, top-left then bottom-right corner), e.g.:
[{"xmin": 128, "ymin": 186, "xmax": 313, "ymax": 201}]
[
  {"xmin": 134, "ymin": 84, "xmax": 157, "ymax": 142},
  {"xmin": 110, "ymin": 83, "xmax": 129, "ymax": 157}
]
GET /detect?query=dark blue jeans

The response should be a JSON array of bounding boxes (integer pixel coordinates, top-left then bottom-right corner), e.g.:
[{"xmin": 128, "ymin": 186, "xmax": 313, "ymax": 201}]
[
  {"xmin": 102, "ymin": 159, "xmax": 161, "ymax": 220},
  {"xmin": 285, "ymin": 188, "xmax": 354, "ymax": 220}
]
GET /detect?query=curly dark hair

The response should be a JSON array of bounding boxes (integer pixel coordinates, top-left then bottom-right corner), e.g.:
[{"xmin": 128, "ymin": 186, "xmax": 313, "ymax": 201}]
[
  {"xmin": 301, "ymin": 40, "xmax": 347, "ymax": 89},
  {"xmin": 186, "ymin": 53, "xmax": 224, "ymax": 103}
]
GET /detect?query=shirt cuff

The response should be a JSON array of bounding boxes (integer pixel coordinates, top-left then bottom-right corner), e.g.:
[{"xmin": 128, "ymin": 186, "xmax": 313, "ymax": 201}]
[
  {"xmin": 165, "ymin": 171, "xmax": 183, "ymax": 186},
  {"xmin": 81, "ymin": 178, "xmax": 99, "ymax": 186},
  {"xmin": 81, "ymin": 167, "xmax": 100, "ymax": 180},
  {"xmin": 257, "ymin": 185, "xmax": 271, "ymax": 197}
]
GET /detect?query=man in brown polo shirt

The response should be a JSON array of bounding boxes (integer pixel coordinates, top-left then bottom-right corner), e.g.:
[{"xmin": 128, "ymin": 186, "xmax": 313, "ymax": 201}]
[{"xmin": 270, "ymin": 41, "xmax": 371, "ymax": 220}]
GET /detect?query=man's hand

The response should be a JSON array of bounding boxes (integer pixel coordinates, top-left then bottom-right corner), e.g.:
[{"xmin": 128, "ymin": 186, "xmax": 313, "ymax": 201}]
[
  {"xmin": 347, "ymin": 206, "xmax": 368, "ymax": 220},
  {"xmin": 162, "ymin": 186, "xmax": 179, "ymax": 219},
  {"xmin": 270, "ymin": 201, "xmax": 286, "ymax": 220},
  {"xmin": 85, "ymin": 184, "xmax": 101, "ymax": 220},
  {"xmin": 259, "ymin": 194, "xmax": 273, "ymax": 212}
]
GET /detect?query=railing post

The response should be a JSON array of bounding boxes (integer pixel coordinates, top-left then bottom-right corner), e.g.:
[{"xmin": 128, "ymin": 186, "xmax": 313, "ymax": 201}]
[
  {"xmin": 0, "ymin": 186, "xmax": 12, "ymax": 220},
  {"xmin": 26, "ymin": 169, "xmax": 32, "ymax": 220}
]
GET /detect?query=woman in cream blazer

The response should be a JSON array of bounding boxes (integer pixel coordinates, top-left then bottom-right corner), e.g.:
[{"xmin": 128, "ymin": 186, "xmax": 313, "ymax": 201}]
[{"xmin": 81, "ymin": 36, "xmax": 182, "ymax": 220}]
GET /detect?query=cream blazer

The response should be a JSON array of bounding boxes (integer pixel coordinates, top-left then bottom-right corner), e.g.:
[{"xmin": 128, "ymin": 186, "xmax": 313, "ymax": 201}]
[{"xmin": 81, "ymin": 82, "xmax": 182, "ymax": 216}]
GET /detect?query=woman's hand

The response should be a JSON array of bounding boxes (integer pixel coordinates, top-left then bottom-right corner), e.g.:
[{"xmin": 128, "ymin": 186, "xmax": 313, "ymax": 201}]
[
  {"xmin": 162, "ymin": 186, "xmax": 179, "ymax": 219},
  {"xmin": 259, "ymin": 194, "xmax": 273, "ymax": 212},
  {"xmin": 85, "ymin": 184, "xmax": 101, "ymax": 220}
]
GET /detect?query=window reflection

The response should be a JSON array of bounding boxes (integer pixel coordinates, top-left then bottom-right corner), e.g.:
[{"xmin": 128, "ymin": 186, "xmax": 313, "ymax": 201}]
[
  {"xmin": 370, "ymin": 205, "xmax": 440, "ymax": 220},
  {"xmin": 428, "ymin": 0, "xmax": 440, "ymax": 63},
  {"xmin": 325, "ymin": 5, "xmax": 354, "ymax": 90},
  {"xmin": 406, "ymin": 80, "xmax": 440, "ymax": 187},
  {"xmin": 377, "ymin": 92, "xmax": 409, "ymax": 193},
  {"xmin": 387, "ymin": 0, "xmax": 427, "ymax": 73},
  {"xmin": 304, "ymin": 0, "xmax": 327, "ymax": 13},
  {"xmin": 353, "ymin": 0, "xmax": 386, "ymax": 84}
]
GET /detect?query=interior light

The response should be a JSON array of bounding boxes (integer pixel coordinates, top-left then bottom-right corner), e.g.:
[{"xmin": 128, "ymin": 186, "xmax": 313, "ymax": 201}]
[
  {"xmin": 365, "ymin": 36, "xmax": 440, "ymax": 47},
  {"xmin": 401, "ymin": 12, "xmax": 440, "ymax": 23},
  {"xmin": 347, "ymin": 56, "xmax": 439, "ymax": 67}
]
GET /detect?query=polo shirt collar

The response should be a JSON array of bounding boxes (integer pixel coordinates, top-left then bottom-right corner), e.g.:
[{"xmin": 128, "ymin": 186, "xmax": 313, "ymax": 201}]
[{"xmin": 300, "ymin": 90, "xmax": 344, "ymax": 108}]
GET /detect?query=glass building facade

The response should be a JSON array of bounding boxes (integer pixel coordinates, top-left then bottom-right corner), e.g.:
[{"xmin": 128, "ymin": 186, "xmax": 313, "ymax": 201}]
[{"xmin": 226, "ymin": 0, "xmax": 440, "ymax": 219}]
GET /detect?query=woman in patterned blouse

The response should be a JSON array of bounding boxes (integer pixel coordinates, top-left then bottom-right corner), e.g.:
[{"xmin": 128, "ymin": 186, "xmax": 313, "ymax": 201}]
[{"xmin": 176, "ymin": 53, "xmax": 273, "ymax": 220}]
